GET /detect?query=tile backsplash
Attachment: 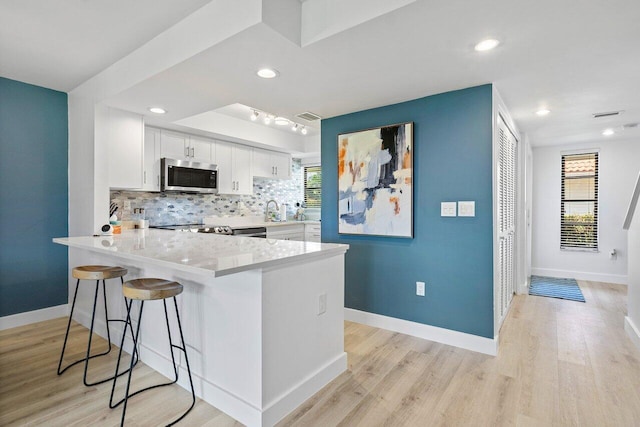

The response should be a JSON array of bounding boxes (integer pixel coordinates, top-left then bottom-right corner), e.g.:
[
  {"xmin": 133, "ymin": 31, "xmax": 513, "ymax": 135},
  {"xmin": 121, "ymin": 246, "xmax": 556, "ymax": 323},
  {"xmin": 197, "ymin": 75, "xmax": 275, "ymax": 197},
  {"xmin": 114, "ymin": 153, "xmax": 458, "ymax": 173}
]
[{"xmin": 111, "ymin": 160, "xmax": 307, "ymax": 225}]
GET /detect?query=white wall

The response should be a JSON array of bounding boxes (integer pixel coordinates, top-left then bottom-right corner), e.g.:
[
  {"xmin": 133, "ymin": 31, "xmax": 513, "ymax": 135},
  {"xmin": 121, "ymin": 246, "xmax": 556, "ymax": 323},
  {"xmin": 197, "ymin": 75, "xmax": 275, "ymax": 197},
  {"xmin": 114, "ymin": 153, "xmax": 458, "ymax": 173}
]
[{"xmin": 531, "ymin": 139, "xmax": 640, "ymax": 284}]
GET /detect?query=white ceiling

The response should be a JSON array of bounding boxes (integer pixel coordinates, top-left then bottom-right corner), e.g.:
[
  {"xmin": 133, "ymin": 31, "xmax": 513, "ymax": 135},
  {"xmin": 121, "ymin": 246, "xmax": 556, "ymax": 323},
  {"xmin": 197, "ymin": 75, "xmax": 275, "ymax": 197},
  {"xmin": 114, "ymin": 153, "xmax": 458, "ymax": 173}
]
[{"xmin": 2, "ymin": 0, "xmax": 639, "ymax": 147}]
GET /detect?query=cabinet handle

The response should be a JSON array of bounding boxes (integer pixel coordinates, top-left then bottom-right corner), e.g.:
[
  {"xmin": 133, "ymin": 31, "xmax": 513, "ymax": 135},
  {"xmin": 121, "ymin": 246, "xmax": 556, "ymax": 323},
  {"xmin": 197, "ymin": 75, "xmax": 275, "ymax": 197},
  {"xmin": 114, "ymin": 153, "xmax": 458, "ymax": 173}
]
[
  {"xmin": 275, "ymin": 166, "xmax": 278, "ymax": 175},
  {"xmin": 191, "ymin": 147, "xmax": 195, "ymax": 157},
  {"xmin": 184, "ymin": 147, "xmax": 189, "ymax": 157}
]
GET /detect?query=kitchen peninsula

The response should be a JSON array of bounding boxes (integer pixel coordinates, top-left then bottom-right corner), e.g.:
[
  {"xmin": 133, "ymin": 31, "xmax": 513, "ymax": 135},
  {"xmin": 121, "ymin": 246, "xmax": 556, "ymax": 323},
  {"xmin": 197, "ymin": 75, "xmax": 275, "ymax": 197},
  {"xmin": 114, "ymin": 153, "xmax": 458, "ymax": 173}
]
[{"xmin": 53, "ymin": 230, "xmax": 348, "ymax": 427}]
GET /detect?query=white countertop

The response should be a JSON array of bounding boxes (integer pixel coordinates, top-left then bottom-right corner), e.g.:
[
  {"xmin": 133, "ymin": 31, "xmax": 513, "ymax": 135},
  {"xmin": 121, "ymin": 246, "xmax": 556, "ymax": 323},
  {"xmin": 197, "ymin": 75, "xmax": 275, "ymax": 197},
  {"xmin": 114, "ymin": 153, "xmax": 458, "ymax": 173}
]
[{"xmin": 53, "ymin": 229, "xmax": 345, "ymax": 278}]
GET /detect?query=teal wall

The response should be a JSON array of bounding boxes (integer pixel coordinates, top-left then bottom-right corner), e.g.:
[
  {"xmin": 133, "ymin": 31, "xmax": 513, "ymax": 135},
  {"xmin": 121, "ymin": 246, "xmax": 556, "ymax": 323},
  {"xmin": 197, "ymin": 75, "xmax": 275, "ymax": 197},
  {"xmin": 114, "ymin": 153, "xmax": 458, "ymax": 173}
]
[
  {"xmin": 0, "ymin": 77, "xmax": 68, "ymax": 317},
  {"xmin": 321, "ymin": 84, "xmax": 494, "ymax": 338}
]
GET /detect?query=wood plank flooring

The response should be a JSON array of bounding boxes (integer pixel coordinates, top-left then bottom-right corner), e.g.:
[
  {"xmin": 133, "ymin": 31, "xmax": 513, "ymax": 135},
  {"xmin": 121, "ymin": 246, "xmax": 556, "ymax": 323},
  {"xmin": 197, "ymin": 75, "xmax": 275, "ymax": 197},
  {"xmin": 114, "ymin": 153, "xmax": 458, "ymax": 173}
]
[{"xmin": 2, "ymin": 280, "xmax": 640, "ymax": 426}]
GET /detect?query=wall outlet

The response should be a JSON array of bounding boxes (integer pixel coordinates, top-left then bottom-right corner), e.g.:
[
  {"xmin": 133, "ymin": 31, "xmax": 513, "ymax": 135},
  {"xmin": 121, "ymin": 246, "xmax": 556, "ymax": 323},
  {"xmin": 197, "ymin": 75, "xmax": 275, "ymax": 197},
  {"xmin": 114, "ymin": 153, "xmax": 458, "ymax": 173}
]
[
  {"xmin": 416, "ymin": 281, "xmax": 425, "ymax": 296},
  {"xmin": 318, "ymin": 293, "xmax": 327, "ymax": 315}
]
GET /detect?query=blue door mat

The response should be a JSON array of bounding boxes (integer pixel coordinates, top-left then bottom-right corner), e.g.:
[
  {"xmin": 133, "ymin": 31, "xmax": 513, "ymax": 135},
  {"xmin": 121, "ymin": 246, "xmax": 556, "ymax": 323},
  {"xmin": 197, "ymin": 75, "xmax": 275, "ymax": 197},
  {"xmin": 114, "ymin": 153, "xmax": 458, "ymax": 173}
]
[{"xmin": 529, "ymin": 276, "xmax": 586, "ymax": 302}]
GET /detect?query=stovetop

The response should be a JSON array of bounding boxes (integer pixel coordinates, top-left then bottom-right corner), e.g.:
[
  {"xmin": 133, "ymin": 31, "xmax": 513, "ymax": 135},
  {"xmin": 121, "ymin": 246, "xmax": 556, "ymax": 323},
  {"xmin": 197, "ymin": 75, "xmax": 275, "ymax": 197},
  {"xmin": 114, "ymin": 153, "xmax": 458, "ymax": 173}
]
[{"xmin": 150, "ymin": 224, "xmax": 266, "ymax": 236}]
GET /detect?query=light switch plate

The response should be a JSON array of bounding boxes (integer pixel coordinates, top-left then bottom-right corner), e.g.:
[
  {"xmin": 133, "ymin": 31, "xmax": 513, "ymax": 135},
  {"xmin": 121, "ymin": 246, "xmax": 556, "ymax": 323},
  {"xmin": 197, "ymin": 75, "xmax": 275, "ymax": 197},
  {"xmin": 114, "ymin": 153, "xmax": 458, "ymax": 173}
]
[
  {"xmin": 441, "ymin": 202, "xmax": 457, "ymax": 217},
  {"xmin": 458, "ymin": 201, "xmax": 475, "ymax": 217}
]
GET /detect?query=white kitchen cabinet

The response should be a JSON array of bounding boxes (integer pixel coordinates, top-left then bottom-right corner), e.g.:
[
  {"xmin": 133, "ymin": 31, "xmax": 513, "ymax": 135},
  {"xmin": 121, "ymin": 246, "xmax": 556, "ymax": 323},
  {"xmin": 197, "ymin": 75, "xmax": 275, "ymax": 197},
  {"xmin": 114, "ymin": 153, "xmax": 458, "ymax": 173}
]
[
  {"xmin": 252, "ymin": 148, "xmax": 291, "ymax": 179},
  {"xmin": 160, "ymin": 130, "xmax": 212, "ymax": 163},
  {"xmin": 189, "ymin": 136, "xmax": 214, "ymax": 164},
  {"xmin": 108, "ymin": 108, "xmax": 144, "ymax": 189},
  {"xmin": 305, "ymin": 222, "xmax": 321, "ymax": 242},
  {"xmin": 142, "ymin": 127, "xmax": 161, "ymax": 191},
  {"xmin": 267, "ymin": 224, "xmax": 305, "ymax": 241},
  {"xmin": 216, "ymin": 142, "xmax": 252, "ymax": 195}
]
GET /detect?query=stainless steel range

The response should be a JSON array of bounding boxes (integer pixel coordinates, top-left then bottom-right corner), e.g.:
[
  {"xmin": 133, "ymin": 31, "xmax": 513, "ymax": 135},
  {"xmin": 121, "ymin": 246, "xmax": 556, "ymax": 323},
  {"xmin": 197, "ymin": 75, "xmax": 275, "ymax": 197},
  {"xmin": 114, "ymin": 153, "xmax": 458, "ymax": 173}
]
[{"xmin": 151, "ymin": 224, "xmax": 267, "ymax": 238}]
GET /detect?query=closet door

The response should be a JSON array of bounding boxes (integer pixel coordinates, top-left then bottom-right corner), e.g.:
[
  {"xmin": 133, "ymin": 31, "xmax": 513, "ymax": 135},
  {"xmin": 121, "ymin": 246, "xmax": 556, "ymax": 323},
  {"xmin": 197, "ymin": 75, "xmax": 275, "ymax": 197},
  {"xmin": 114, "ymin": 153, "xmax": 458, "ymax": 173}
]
[{"xmin": 497, "ymin": 114, "xmax": 517, "ymax": 326}]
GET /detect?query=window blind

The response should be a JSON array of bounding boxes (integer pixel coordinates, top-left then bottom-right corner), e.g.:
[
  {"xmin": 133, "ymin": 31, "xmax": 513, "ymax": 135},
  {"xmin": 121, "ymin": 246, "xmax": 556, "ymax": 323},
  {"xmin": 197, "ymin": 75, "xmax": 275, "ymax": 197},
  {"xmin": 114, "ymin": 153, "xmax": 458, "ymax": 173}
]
[
  {"xmin": 304, "ymin": 166, "xmax": 322, "ymax": 208},
  {"xmin": 560, "ymin": 152, "xmax": 598, "ymax": 250}
]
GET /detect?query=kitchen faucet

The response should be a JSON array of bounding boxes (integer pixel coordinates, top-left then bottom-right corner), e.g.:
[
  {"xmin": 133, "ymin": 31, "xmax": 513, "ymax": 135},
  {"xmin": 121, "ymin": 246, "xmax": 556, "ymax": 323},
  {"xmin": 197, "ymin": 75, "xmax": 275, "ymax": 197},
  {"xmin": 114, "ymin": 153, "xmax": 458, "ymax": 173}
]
[{"xmin": 265, "ymin": 199, "xmax": 279, "ymax": 221}]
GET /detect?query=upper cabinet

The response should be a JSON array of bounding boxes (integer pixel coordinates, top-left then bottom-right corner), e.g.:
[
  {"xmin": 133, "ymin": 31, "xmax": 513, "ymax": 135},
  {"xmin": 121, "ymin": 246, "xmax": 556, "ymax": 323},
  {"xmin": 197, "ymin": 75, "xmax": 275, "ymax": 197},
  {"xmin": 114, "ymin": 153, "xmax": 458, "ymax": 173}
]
[
  {"xmin": 108, "ymin": 108, "xmax": 144, "ymax": 189},
  {"xmin": 253, "ymin": 148, "xmax": 291, "ymax": 179},
  {"xmin": 216, "ymin": 142, "xmax": 252, "ymax": 195},
  {"xmin": 160, "ymin": 130, "xmax": 212, "ymax": 164},
  {"xmin": 142, "ymin": 127, "xmax": 161, "ymax": 191}
]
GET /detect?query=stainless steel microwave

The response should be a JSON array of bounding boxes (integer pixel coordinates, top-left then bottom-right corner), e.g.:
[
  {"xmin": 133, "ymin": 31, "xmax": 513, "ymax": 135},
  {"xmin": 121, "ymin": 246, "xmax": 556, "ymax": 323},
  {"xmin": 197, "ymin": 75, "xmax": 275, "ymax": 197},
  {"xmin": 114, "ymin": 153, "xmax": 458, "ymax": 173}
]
[{"xmin": 161, "ymin": 158, "xmax": 218, "ymax": 193}]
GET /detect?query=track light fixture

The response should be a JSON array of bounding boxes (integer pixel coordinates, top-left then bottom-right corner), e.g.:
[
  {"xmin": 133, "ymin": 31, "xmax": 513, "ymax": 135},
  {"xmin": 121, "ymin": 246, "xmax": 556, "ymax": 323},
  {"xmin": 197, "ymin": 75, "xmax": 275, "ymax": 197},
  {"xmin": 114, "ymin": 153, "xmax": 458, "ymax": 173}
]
[
  {"xmin": 300, "ymin": 126, "xmax": 308, "ymax": 135},
  {"xmin": 250, "ymin": 110, "xmax": 259, "ymax": 121}
]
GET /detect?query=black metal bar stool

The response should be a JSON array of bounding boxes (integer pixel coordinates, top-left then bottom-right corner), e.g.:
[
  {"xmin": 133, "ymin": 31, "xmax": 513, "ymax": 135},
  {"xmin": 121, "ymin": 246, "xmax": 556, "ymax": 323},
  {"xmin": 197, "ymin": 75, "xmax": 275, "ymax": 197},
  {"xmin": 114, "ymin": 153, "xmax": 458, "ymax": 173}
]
[
  {"xmin": 57, "ymin": 265, "xmax": 138, "ymax": 386},
  {"xmin": 110, "ymin": 278, "xmax": 195, "ymax": 426}
]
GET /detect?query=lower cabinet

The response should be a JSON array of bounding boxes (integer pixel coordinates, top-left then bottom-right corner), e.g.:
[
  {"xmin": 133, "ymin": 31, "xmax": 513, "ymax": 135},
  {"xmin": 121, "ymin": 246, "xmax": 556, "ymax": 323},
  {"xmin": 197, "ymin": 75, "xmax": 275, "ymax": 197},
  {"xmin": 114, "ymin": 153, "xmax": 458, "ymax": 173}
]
[
  {"xmin": 305, "ymin": 223, "xmax": 321, "ymax": 242},
  {"xmin": 266, "ymin": 224, "xmax": 305, "ymax": 241},
  {"xmin": 266, "ymin": 223, "xmax": 321, "ymax": 242}
]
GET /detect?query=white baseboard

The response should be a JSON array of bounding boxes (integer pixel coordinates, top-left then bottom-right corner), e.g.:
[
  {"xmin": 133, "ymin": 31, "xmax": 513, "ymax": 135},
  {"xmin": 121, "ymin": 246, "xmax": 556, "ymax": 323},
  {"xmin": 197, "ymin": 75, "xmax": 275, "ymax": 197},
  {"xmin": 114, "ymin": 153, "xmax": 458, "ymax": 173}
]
[
  {"xmin": 0, "ymin": 304, "xmax": 69, "ymax": 331},
  {"xmin": 531, "ymin": 268, "xmax": 627, "ymax": 285},
  {"xmin": 263, "ymin": 352, "xmax": 347, "ymax": 427},
  {"xmin": 625, "ymin": 316, "xmax": 640, "ymax": 351},
  {"xmin": 345, "ymin": 308, "xmax": 498, "ymax": 356}
]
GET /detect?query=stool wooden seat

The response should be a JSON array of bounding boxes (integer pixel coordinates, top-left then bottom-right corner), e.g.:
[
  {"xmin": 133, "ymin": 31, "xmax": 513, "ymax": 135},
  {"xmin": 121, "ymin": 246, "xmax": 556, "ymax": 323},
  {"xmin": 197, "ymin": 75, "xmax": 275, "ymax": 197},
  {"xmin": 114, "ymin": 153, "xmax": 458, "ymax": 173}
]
[
  {"xmin": 58, "ymin": 265, "xmax": 138, "ymax": 387},
  {"xmin": 73, "ymin": 265, "xmax": 127, "ymax": 280},
  {"xmin": 122, "ymin": 278, "xmax": 183, "ymax": 300},
  {"xmin": 111, "ymin": 278, "xmax": 195, "ymax": 426}
]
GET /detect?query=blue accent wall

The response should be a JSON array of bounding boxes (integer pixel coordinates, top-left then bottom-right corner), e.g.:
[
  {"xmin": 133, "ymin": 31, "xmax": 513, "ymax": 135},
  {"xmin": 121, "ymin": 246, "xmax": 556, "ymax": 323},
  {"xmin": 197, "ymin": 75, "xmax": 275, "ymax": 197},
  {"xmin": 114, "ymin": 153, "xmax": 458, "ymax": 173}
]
[
  {"xmin": 0, "ymin": 77, "xmax": 68, "ymax": 317},
  {"xmin": 321, "ymin": 84, "xmax": 494, "ymax": 338}
]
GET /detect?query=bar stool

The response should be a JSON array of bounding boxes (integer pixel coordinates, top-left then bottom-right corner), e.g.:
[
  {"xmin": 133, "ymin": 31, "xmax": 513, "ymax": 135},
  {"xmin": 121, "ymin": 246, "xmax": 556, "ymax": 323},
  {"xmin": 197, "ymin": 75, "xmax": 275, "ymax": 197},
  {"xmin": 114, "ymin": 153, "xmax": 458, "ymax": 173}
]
[
  {"xmin": 110, "ymin": 278, "xmax": 195, "ymax": 426},
  {"xmin": 57, "ymin": 265, "xmax": 138, "ymax": 386}
]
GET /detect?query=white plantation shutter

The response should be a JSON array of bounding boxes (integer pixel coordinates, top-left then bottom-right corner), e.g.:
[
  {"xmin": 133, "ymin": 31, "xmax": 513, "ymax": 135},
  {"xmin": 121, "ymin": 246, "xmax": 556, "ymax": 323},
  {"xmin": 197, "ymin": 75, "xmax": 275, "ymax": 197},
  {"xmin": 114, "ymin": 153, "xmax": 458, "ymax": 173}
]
[
  {"xmin": 304, "ymin": 166, "xmax": 322, "ymax": 208},
  {"xmin": 560, "ymin": 153, "xmax": 598, "ymax": 251},
  {"xmin": 497, "ymin": 114, "xmax": 516, "ymax": 323}
]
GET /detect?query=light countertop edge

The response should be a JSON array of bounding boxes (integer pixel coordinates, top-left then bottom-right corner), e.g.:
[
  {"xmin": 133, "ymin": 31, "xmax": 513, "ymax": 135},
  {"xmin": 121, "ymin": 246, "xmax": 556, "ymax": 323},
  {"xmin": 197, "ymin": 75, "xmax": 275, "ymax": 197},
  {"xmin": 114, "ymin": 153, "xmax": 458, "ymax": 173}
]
[{"xmin": 53, "ymin": 232, "xmax": 346, "ymax": 278}]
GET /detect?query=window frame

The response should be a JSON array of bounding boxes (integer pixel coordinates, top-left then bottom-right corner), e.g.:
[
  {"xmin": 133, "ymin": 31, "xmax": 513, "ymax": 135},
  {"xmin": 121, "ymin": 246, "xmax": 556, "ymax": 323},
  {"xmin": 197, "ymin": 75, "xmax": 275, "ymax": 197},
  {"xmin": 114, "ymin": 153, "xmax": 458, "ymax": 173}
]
[
  {"xmin": 560, "ymin": 151, "xmax": 599, "ymax": 252},
  {"xmin": 303, "ymin": 165, "xmax": 322, "ymax": 209}
]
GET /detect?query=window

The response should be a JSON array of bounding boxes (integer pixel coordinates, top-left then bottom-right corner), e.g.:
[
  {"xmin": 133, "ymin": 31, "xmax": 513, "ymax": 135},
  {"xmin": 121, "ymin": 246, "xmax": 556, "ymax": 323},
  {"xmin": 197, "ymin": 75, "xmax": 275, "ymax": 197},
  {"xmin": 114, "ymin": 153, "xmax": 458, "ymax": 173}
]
[
  {"xmin": 304, "ymin": 166, "xmax": 322, "ymax": 208},
  {"xmin": 561, "ymin": 152, "xmax": 598, "ymax": 250}
]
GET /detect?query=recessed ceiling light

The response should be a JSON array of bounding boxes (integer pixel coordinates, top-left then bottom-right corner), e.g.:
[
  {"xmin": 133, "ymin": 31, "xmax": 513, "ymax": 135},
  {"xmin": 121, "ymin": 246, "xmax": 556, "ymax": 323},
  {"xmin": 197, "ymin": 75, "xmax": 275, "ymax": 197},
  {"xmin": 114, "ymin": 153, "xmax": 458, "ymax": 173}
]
[
  {"xmin": 536, "ymin": 109, "xmax": 550, "ymax": 116},
  {"xmin": 474, "ymin": 39, "xmax": 500, "ymax": 52},
  {"xmin": 148, "ymin": 107, "xmax": 166, "ymax": 114},
  {"xmin": 602, "ymin": 128, "xmax": 615, "ymax": 136},
  {"xmin": 257, "ymin": 68, "xmax": 279, "ymax": 79},
  {"xmin": 274, "ymin": 117, "xmax": 289, "ymax": 126}
]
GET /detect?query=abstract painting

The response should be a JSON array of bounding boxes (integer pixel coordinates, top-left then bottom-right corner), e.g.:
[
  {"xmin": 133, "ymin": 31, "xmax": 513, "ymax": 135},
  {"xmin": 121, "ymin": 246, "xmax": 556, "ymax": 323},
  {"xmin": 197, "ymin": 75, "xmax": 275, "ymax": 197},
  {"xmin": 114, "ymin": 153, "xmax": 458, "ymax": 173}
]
[{"xmin": 338, "ymin": 122, "xmax": 413, "ymax": 237}]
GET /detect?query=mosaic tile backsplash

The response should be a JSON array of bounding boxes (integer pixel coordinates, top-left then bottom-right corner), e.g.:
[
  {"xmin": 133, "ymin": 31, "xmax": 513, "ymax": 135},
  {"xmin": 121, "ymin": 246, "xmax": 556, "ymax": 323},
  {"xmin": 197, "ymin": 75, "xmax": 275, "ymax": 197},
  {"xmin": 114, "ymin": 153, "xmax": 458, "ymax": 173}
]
[{"xmin": 111, "ymin": 160, "xmax": 307, "ymax": 226}]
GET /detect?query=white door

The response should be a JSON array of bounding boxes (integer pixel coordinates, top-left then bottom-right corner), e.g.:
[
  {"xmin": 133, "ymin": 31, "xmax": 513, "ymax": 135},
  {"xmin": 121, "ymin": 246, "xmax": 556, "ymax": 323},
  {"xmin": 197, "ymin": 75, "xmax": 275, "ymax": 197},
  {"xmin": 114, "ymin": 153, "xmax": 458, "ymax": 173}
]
[
  {"xmin": 188, "ymin": 136, "xmax": 213, "ymax": 164},
  {"xmin": 232, "ymin": 145, "xmax": 253, "ymax": 195},
  {"xmin": 160, "ymin": 130, "xmax": 189, "ymax": 160},
  {"xmin": 215, "ymin": 142, "xmax": 234, "ymax": 193},
  {"xmin": 497, "ymin": 114, "xmax": 517, "ymax": 326}
]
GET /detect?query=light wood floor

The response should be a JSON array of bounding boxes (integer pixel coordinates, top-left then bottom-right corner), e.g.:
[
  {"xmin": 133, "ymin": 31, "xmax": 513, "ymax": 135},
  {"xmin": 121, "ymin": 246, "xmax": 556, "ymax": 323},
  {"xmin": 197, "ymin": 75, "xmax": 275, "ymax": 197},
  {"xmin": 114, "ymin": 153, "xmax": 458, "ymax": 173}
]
[{"xmin": 2, "ymin": 281, "xmax": 640, "ymax": 426}]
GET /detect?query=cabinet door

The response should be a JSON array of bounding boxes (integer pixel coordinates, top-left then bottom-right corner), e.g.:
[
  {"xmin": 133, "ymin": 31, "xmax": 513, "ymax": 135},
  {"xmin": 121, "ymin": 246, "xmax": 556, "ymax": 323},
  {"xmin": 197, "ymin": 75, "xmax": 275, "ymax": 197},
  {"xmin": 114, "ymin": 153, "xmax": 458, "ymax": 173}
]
[
  {"xmin": 142, "ymin": 127, "xmax": 161, "ymax": 191},
  {"xmin": 160, "ymin": 130, "xmax": 189, "ymax": 160},
  {"xmin": 233, "ymin": 145, "xmax": 253, "ymax": 195},
  {"xmin": 189, "ymin": 136, "xmax": 213, "ymax": 164},
  {"xmin": 252, "ymin": 148, "xmax": 273, "ymax": 178},
  {"xmin": 215, "ymin": 142, "xmax": 234, "ymax": 194},
  {"xmin": 272, "ymin": 152, "xmax": 291, "ymax": 179},
  {"xmin": 108, "ymin": 108, "xmax": 144, "ymax": 189}
]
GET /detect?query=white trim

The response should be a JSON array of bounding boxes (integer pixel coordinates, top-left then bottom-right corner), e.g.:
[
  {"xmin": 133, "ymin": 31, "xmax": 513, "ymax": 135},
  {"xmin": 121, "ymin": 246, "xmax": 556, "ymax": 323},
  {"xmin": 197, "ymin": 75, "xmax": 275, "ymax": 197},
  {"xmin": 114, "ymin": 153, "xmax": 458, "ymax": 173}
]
[
  {"xmin": 531, "ymin": 267, "xmax": 627, "ymax": 285},
  {"xmin": 0, "ymin": 304, "xmax": 69, "ymax": 331},
  {"xmin": 262, "ymin": 353, "xmax": 347, "ymax": 427},
  {"xmin": 345, "ymin": 308, "xmax": 498, "ymax": 356},
  {"xmin": 624, "ymin": 316, "xmax": 640, "ymax": 351}
]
